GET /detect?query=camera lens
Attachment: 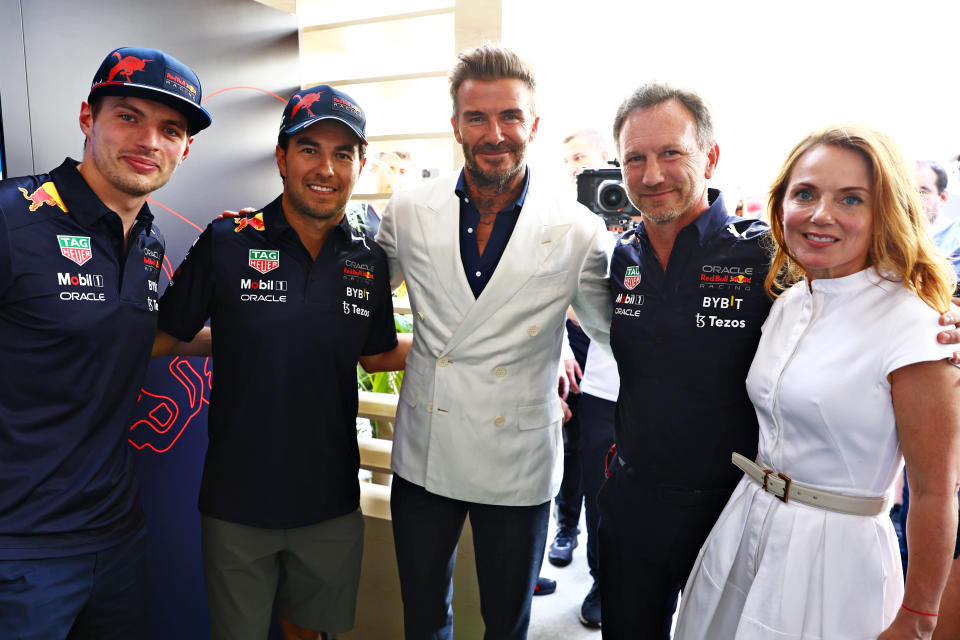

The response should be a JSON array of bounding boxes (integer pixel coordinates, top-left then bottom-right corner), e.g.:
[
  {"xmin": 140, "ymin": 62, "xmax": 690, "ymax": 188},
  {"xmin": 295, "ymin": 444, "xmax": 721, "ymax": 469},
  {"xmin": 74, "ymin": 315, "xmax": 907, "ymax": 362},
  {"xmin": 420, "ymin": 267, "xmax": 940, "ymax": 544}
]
[{"xmin": 597, "ymin": 180, "xmax": 627, "ymax": 212}]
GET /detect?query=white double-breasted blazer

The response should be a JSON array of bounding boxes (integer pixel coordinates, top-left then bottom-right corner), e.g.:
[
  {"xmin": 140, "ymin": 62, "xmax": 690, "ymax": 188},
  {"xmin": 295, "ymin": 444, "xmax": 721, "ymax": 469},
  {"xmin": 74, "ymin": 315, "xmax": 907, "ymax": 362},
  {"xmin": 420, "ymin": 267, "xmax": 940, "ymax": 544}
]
[{"xmin": 376, "ymin": 171, "xmax": 613, "ymax": 506}]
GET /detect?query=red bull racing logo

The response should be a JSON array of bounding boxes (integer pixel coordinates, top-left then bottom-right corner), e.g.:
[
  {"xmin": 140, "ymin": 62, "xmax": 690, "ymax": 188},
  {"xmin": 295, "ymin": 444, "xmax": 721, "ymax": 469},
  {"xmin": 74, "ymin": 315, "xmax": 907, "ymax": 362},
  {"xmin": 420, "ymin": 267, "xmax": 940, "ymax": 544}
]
[
  {"xmin": 19, "ymin": 182, "xmax": 67, "ymax": 212},
  {"xmin": 249, "ymin": 249, "xmax": 279, "ymax": 274},
  {"xmin": 107, "ymin": 52, "xmax": 152, "ymax": 82},
  {"xmin": 623, "ymin": 265, "xmax": 641, "ymax": 290},
  {"xmin": 290, "ymin": 90, "xmax": 327, "ymax": 118},
  {"xmin": 234, "ymin": 212, "xmax": 266, "ymax": 232},
  {"xmin": 729, "ymin": 274, "xmax": 751, "ymax": 284},
  {"xmin": 57, "ymin": 235, "xmax": 92, "ymax": 266}
]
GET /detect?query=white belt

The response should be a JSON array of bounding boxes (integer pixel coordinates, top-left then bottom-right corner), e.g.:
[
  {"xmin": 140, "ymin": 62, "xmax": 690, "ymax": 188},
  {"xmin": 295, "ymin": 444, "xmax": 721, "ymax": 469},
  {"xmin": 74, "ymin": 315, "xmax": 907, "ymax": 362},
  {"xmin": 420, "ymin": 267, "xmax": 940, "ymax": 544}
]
[{"xmin": 731, "ymin": 452, "xmax": 890, "ymax": 516}]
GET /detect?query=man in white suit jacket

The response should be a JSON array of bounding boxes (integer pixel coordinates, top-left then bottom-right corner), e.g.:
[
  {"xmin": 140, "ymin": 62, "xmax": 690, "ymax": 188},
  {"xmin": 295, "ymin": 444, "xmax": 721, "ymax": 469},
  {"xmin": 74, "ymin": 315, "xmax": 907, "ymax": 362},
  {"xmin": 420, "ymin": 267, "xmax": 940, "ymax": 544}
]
[{"xmin": 375, "ymin": 44, "xmax": 612, "ymax": 639}]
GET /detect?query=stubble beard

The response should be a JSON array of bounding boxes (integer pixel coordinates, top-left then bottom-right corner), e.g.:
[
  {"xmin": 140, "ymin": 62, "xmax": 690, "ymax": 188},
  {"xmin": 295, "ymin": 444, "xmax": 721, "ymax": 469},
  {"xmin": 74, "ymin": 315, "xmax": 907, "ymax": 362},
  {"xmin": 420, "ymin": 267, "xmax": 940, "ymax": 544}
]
[
  {"xmin": 92, "ymin": 148, "xmax": 171, "ymax": 198},
  {"xmin": 463, "ymin": 141, "xmax": 526, "ymax": 192}
]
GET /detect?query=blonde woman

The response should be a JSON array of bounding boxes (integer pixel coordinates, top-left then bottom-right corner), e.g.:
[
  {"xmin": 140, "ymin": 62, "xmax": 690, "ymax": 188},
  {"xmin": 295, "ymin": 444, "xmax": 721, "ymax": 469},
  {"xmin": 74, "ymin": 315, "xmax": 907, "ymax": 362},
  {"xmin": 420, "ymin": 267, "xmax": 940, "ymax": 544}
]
[{"xmin": 675, "ymin": 125, "xmax": 960, "ymax": 640}]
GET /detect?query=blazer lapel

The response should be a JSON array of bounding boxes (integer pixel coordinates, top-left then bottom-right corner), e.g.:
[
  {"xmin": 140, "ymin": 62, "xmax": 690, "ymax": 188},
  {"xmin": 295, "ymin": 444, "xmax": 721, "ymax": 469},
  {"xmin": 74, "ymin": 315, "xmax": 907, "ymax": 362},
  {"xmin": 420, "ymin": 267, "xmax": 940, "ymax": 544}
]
[
  {"xmin": 415, "ymin": 178, "xmax": 476, "ymax": 315},
  {"xmin": 441, "ymin": 176, "xmax": 571, "ymax": 353}
]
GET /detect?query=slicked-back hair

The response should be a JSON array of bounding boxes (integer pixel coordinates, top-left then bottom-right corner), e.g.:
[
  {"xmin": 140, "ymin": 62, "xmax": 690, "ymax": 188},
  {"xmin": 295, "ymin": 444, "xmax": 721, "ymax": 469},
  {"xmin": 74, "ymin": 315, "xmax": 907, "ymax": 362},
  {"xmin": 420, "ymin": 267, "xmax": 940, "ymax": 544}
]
[
  {"xmin": 916, "ymin": 160, "xmax": 949, "ymax": 195},
  {"xmin": 613, "ymin": 83, "xmax": 715, "ymax": 152},
  {"xmin": 448, "ymin": 44, "xmax": 536, "ymax": 118}
]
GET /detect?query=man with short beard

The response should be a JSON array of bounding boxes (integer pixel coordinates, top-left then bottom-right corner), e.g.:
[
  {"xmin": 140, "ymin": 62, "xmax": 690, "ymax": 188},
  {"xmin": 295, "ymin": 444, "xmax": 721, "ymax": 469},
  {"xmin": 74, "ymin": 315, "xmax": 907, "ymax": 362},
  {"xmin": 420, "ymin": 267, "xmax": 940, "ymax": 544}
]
[
  {"xmin": 154, "ymin": 86, "xmax": 409, "ymax": 640},
  {"xmin": 375, "ymin": 44, "xmax": 613, "ymax": 640},
  {"xmin": 0, "ymin": 46, "xmax": 210, "ymax": 639}
]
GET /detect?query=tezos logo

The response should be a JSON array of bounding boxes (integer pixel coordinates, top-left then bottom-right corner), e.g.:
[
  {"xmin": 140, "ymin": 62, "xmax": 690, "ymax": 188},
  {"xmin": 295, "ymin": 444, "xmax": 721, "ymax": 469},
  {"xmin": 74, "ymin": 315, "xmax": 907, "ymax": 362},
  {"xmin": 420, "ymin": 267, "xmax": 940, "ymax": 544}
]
[
  {"xmin": 57, "ymin": 235, "xmax": 92, "ymax": 266},
  {"xmin": 249, "ymin": 249, "xmax": 279, "ymax": 274}
]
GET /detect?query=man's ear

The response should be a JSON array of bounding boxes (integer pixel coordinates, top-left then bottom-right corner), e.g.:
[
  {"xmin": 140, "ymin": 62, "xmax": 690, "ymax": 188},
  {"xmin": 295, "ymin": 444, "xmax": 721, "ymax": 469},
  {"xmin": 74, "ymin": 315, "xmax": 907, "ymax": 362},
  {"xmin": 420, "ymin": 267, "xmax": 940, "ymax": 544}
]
[
  {"xmin": 704, "ymin": 143, "xmax": 720, "ymax": 179},
  {"xmin": 179, "ymin": 137, "xmax": 194, "ymax": 165},
  {"xmin": 275, "ymin": 145, "xmax": 287, "ymax": 181},
  {"xmin": 451, "ymin": 116, "xmax": 463, "ymax": 144},
  {"xmin": 79, "ymin": 101, "xmax": 94, "ymax": 138}
]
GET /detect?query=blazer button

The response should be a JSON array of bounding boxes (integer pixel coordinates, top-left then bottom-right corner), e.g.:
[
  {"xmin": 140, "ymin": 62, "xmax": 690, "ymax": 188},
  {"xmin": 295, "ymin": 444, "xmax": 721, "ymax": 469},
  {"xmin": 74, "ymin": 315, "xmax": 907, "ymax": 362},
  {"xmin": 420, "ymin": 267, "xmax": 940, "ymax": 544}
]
[
  {"xmin": 527, "ymin": 325, "xmax": 539, "ymax": 336},
  {"xmin": 426, "ymin": 402, "xmax": 433, "ymax": 412},
  {"xmin": 494, "ymin": 416, "xmax": 506, "ymax": 427},
  {"xmin": 438, "ymin": 356, "xmax": 450, "ymax": 367},
  {"xmin": 494, "ymin": 366, "xmax": 507, "ymax": 378},
  {"xmin": 417, "ymin": 311, "xmax": 425, "ymax": 321}
]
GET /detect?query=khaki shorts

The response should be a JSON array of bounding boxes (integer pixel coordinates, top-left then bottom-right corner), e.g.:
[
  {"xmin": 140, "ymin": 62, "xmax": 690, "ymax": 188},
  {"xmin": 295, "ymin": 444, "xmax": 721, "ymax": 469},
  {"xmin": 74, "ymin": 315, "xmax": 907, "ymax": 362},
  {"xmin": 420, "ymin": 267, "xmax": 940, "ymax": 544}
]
[{"xmin": 201, "ymin": 510, "xmax": 364, "ymax": 640}]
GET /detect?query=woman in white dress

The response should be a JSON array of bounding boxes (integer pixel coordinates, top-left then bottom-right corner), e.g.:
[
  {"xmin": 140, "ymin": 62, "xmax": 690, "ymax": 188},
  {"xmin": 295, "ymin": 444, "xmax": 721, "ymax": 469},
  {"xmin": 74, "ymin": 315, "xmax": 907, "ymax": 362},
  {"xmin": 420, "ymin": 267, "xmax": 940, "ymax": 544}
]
[{"xmin": 674, "ymin": 125, "xmax": 960, "ymax": 640}]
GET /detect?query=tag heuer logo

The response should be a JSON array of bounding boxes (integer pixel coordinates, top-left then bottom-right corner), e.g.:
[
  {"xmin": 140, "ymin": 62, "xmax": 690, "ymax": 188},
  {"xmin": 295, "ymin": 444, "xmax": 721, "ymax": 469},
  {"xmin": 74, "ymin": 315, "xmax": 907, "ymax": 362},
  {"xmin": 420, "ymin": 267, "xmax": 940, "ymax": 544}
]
[
  {"xmin": 623, "ymin": 265, "xmax": 641, "ymax": 290},
  {"xmin": 248, "ymin": 249, "xmax": 279, "ymax": 274},
  {"xmin": 58, "ymin": 235, "xmax": 92, "ymax": 266}
]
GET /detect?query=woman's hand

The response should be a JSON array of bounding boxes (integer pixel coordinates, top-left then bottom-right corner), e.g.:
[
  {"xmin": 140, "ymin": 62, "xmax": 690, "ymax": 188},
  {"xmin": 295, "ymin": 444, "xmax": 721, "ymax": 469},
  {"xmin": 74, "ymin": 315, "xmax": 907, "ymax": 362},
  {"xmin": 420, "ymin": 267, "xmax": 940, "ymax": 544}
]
[{"xmin": 877, "ymin": 607, "xmax": 937, "ymax": 640}]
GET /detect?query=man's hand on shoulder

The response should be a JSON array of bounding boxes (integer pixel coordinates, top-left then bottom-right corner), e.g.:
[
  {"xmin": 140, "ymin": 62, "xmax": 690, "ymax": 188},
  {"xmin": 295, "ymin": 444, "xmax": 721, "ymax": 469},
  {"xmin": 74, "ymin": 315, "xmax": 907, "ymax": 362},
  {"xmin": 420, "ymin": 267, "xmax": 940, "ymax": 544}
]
[
  {"xmin": 218, "ymin": 207, "xmax": 257, "ymax": 220},
  {"xmin": 937, "ymin": 296, "xmax": 960, "ymax": 364}
]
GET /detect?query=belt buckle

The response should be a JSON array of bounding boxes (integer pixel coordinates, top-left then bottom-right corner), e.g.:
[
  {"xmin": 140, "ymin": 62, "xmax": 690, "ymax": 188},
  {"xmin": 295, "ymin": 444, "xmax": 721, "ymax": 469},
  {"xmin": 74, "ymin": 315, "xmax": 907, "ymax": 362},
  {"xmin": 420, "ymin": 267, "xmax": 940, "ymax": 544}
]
[{"xmin": 762, "ymin": 469, "xmax": 792, "ymax": 503}]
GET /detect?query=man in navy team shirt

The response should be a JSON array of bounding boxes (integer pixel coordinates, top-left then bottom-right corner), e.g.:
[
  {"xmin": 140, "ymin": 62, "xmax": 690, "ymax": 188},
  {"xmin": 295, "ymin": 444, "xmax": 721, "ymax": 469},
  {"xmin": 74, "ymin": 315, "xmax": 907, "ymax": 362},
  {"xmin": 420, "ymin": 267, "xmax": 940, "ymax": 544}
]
[
  {"xmin": 0, "ymin": 47, "xmax": 211, "ymax": 639},
  {"xmin": 154, "ymin": 86, "xmax": 409, "ymax": 640}
]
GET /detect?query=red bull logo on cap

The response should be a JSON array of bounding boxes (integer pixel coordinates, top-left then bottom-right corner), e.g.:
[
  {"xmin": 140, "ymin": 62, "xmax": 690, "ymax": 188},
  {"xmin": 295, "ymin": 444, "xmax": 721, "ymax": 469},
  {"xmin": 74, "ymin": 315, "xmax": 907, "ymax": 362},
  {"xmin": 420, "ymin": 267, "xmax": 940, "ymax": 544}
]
[
  {"xmin": 249, "ymin": 249, "xmax": 279, "ymax": 275},
  {"xmin": 19, "ymin": 182, "xmax": 67, "ymax": 212},
  {"xmin": 107, "ymin": 51, "xmax": 152, "ymax": 82}
]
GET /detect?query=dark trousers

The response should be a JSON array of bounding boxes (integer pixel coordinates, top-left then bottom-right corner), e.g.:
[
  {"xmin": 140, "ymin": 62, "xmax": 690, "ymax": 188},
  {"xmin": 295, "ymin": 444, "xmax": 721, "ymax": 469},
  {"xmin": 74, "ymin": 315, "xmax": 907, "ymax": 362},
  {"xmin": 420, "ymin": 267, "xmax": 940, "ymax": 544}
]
[
  {"xmin": 597, "ymin": 465, "xmax": 732, "ymax": 639},
  {"xmin": 578, "ymin": 393, "xmax": 616, "ymax": 579},
  {"xmin": 0, "ymin": 527, "xmax": 147, "ymax": 640},
  {"xmin": 556, "ymin": 392, "xmax": 584, "ymax": 530},
  {"xmin": 391, "ymin": 474, "xmax": 551, "ymax": 640}
]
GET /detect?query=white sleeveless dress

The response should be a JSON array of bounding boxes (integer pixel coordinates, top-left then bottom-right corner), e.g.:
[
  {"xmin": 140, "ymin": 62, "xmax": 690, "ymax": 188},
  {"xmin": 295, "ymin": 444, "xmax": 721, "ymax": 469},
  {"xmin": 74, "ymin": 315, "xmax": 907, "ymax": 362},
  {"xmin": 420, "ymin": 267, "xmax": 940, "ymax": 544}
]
[{"xmin": 674, "ymin": 268, "xmax": 954, "ymax": 640}]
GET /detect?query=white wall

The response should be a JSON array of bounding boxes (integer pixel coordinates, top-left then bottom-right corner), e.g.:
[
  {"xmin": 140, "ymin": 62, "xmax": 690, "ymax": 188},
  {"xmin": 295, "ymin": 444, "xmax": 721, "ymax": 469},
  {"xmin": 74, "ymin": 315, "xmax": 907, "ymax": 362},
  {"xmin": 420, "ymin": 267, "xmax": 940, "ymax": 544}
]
[{"xmin": 503, "ymin": 0, "xmax": 960, "ymax": 209}]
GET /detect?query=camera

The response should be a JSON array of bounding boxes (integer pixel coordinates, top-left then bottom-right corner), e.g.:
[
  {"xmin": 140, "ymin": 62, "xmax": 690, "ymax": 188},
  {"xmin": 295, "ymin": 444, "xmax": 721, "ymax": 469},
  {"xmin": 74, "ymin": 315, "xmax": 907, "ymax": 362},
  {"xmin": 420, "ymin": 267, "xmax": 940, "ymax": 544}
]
[{"xmin": 576, "ymin": 167, "xmax": 638, "ymax": 231}]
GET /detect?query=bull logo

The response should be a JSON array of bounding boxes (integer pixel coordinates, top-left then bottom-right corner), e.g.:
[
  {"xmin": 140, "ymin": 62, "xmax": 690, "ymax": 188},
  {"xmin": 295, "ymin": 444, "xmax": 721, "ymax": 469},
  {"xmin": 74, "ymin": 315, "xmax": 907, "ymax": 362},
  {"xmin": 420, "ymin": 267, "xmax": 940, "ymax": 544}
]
[
  {"xmin": 19, "ymin": 181, "xmax": 67, "ymax": 212},
  {"xmin": 107, "ymin": 51, "xmax": 152, "ymax": 82},
  {"xmin": 289, "ymin": 90, "xmax": 327, "ymax": 119},
  {"xmin": 234, "ymin": 212, "xmax": 266, "ymax": 233}
]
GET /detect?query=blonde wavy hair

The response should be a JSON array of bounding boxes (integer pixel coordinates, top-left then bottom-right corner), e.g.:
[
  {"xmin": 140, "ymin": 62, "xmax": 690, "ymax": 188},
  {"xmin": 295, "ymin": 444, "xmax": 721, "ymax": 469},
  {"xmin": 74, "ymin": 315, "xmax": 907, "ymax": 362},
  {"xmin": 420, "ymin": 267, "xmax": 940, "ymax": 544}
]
[{"xmin": 764, "ymin": 124, "xmax": 956, "ymax": 312}]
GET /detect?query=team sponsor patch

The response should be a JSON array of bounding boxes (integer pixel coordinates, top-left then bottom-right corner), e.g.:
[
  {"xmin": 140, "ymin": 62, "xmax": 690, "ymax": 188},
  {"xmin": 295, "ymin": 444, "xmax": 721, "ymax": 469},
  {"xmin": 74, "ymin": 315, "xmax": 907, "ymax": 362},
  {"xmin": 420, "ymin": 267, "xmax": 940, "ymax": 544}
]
[
  {"xmin": 343, "ymin": 301, "xmax": 370, "ymax": 317},
  {"xmin": 57, "ymin": 272, "xmax": 103, "ymax": 287},
  {"xmin": 343, "ymin": 259, "xmax": 375, "ymax": 281},
  {"xmin": 615, "ymin": 293, "xmax": 644, "ymax": 306},
  {"xmin": 249, "ymin": 249, "xmax": 279, "ymax": 274},
  {"xmin": 20, "ymin": 182, "xmax": 68, "ymax": 212},
  {"xmin": 623, "ymin": 266, "xmax": 641, "ymax": 290},
  {"xmin": 143, "ymin": 247, "xmax": 162, "ymax": 270},
  {"xmin": 696, "ymin": 313, "xmax": 746, "ymax": 329},
  {"xmin": 57, "ymin": 235, "xmax": 92, "ymax": 266},
  {"xmin": 699, "ymin": 264, "xmax": 754, "ymax": 290},
  {"xmin": 234, "ymin": 212, "xmax": 266, "ymax": 232}
]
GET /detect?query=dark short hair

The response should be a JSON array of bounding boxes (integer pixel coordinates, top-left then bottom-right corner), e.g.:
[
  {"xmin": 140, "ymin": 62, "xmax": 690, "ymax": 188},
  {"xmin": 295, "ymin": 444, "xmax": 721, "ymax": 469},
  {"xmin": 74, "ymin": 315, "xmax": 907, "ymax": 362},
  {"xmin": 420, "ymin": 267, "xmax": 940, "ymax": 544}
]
[
  {"xmin": 612, "ymin": 83, "xmax": 714, "ymax": 152},
  {"xmin": 448, "ymin": 44, "xmax": 536, "ymax": 118},
  {"xmin": 917, "ymin": 160, "xmax": 948, "ymax": 194}
]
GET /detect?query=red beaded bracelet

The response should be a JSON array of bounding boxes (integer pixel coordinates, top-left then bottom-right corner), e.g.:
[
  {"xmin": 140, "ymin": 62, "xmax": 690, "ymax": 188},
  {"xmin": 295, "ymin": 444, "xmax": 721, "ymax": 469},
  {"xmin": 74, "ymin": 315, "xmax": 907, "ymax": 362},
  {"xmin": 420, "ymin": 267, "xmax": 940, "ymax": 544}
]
[{"xmin": 902, "ymin": 604, "xmax": 939, "ymax": 617}]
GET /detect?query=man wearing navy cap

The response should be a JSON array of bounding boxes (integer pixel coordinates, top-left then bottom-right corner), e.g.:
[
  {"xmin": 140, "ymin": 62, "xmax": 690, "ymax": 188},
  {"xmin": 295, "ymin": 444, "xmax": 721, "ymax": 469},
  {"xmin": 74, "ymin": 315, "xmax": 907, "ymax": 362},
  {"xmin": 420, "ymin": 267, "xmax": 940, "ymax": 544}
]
[
  {"xmin": 154, "ymin": 85, "xmax": 409, "ymax": 640},
  {"xmin": 0, "ymin": 47, "xmax": 210, "ymax": 639}
]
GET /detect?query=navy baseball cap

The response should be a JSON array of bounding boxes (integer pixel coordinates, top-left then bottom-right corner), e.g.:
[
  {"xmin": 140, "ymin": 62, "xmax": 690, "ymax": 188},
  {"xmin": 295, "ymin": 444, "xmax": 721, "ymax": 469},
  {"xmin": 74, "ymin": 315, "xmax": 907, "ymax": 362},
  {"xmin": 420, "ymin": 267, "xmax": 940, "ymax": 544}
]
[
  {"xmin": 88, "ymin": 47, "xmax": 212, "ymax": 134},
  {"xmin": 280, "ymin": 85, "xmax": 367, "ymax": 144}
]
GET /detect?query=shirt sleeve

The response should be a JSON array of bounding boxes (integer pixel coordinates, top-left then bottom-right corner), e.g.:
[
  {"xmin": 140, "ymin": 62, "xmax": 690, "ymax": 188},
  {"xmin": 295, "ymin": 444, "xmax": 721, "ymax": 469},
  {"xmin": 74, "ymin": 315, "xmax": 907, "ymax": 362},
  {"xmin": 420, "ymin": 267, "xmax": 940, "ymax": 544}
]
[
  {"xmin": 374, "ymin": 195, "xmax": 405, "ymax": 291},
  {"xmin": 360, "ymin": 251, "xmax": 399, "ymax": 356},
  {"xmin": 157, "ymin": 224, "xmax": 215, "ymax": 342},
  {"xmin": 0, "ymin": 206, "xmax": 11, "ymax": 302},
  {"xmin": 572, "ymin": 216, "xmax": 614, "ymax": 359},
  {"xmin": 882, "ymin": 290, "xmax": 956, "ymax": 377}
]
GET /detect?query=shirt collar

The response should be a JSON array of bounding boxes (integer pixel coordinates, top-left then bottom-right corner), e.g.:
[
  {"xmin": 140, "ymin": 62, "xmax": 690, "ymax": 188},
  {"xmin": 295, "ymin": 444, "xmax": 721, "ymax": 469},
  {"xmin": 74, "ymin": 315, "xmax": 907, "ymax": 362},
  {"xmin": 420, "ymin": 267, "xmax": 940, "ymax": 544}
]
[
  {"xmin": 454, "ymin": 166, "xmax": 531, "ymax": 214},
  {"xmin": 51, "ymin": 157, "xmax": 155, "ymax": 230},
  {"xmin": 265, "ymin": 194, "xmax": 355, "ymax": 245}
]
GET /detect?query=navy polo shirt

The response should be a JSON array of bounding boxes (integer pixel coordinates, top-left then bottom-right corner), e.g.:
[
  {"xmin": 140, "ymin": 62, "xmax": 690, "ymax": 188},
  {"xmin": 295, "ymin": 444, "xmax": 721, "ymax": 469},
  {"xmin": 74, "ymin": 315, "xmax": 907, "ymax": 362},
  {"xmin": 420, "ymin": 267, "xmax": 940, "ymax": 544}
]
[
  {"xmin": 0, "ymin": 158, "xmax": 163, "ymax": 559},
  {"xmin": 158, "ymin": 196, "xmax": 397, "ymax": 529},
  {"xmin": 457, "ymin": 168, "xmax": 529, "ymax": 298},
  {"xmin": 610, "ymin": 189, "xmax": 772, "ymax": 488}
]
